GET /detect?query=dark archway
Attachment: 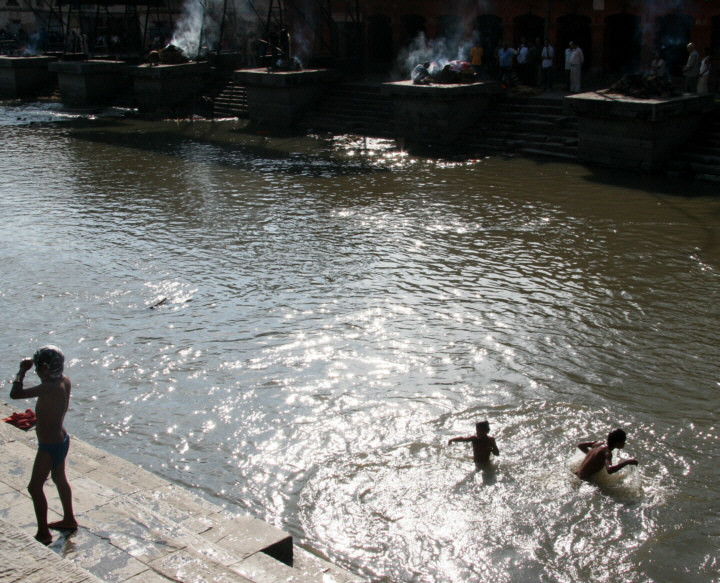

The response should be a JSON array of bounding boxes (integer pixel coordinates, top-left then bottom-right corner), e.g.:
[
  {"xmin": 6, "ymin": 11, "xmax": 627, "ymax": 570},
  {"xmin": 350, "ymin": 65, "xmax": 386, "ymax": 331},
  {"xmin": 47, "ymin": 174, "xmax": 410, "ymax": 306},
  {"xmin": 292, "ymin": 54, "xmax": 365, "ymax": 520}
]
[
  {"xmin": 475, "ymin": 14, "xmax": 502, "ymax": 74},
  {"xmin": 368, "ymin": 14, "xmax": 393, "ymax": 66},
  {"xmin": 514, "ymin": 13, "xmax": 544, "ymax": 46},
  {"xmin": 655, "ymin": 13, "xmax": 693, "ymax": 77},
  {"xmin": 402, "ymin": 14, "xmax": 426, "ymax": 48},
  {"xmin": 557, "ymin": 13, "xmax": 592, "ymax": 68},
  {"xmin": 437, "ymin": 14, "xmax": 463, "ymax": 42},
  {"xmin": 605, "ymin": 12, "xmax": 641, "ymax": 75}
]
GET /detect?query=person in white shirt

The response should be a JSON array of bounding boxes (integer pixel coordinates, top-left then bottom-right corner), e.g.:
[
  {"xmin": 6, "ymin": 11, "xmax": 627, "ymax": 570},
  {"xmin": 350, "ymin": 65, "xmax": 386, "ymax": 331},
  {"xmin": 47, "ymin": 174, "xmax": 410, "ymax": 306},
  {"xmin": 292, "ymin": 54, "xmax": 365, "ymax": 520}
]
[
  {"xmin": 568, "ymin": 41, "xmax": 584, "ymax": 93},
  {"xmin": 517, "ymin": 38, "xmax": 528, "ymax": 84},
  {"xmin": 698, "ymin": 48, "xmax": 711, "ymax": 95},
  {"xmin": 683, "ymin": 42, "xmax": 700, "ymax": 93},
  {"xmin": 541, "ymin": 38, "xmax": 554, "ymax": 91}
]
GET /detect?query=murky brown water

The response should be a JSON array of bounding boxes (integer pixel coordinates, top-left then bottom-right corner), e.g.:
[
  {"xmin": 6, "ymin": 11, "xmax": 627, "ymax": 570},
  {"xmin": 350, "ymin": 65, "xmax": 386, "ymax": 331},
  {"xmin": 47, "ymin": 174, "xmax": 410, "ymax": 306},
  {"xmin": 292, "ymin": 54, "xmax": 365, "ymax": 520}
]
[{"xmin": 1, "ymin": 102, "xmax": 719, "ymax": 582}]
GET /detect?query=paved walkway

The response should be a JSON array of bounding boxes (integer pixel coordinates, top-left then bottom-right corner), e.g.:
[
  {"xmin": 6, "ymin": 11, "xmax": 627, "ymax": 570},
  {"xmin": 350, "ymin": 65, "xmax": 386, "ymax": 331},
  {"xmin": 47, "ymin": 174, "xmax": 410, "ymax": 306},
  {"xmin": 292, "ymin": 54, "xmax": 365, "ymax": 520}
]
[{"xmin": 0, "ymin": 401, "xmax": 361, "ymax": 583}]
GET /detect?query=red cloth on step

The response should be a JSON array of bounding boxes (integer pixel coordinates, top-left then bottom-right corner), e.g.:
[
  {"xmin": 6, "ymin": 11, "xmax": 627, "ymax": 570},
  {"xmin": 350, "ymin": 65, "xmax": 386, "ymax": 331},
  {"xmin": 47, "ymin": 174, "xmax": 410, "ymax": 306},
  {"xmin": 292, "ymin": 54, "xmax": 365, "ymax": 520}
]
[{"xmin": 2, "ymin": 409, "xmax": 37, "ymax": 430}]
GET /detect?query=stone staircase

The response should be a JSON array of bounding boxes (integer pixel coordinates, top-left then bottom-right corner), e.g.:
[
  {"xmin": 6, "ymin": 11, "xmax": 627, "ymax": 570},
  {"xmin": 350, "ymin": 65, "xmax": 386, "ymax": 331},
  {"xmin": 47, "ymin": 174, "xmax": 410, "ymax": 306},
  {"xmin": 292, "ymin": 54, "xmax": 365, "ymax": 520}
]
[
  {"xmin": 212, "ymin": 79, "xmax": 248, "ymax": 119},
  {"xmin": 666, "ymin": 108, "xmax": 720, "ymax": 182},
  {"xmin": 298, "ymin": 82, "xmax": 394, "ymax": 138},
  {"xmin": 0, "ymin": 402, "xmax": 360, "ymax": 583},
  {"xmin": 462, "ymin": 95, "xmax": 579, "ymax": 160}
]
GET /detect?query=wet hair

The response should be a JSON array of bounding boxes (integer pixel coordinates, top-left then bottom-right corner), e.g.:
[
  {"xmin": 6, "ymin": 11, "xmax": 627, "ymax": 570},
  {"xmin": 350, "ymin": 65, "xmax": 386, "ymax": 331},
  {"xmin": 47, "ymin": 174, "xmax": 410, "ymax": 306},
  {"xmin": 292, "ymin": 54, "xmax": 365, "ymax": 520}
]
[
  {"xmin": 32, "ymin": 345, "xmax": 65, "ymax": 379},
  {"xmin": 607, "ymin": 428, "xmax": 626, "ymax": 447},
  {"xmin": 476, "ymin": 420, "xmax": 490, "ymax": 434}
]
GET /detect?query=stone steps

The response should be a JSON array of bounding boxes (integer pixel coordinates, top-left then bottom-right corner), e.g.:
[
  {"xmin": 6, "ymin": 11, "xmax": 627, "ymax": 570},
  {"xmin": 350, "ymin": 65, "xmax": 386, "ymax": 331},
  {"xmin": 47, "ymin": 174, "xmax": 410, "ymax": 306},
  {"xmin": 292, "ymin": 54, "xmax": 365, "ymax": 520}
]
[
  {"xmin": 666, "ymin": 111, "xmax": 720, "ymax": 181},
  {"xmin": 0, "ymin": 402, "xmax": 361, "ymax": 583},
  {"xmin": 298, "ymin": 83, "xmax": 394, "ymax": 137},
  {"xmin": 462, "ymin": 95, "xmax": 579, "ymax": 159},
  {"xmin": 213, "ymin": 80, "xmax": 248, "ymax": 118}
]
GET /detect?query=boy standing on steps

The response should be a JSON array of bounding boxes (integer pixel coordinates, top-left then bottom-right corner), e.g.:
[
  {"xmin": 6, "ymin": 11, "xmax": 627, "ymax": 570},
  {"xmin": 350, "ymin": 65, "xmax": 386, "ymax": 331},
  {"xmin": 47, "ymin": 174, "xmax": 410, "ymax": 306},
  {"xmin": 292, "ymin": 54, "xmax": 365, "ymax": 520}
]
[
  {"xmin": 448, "ymin": 420, "xmax": 500, "ymax": 467},
  {"xmin": 10, "ymin": 346, "xmax": 77, "ymax": 544}
]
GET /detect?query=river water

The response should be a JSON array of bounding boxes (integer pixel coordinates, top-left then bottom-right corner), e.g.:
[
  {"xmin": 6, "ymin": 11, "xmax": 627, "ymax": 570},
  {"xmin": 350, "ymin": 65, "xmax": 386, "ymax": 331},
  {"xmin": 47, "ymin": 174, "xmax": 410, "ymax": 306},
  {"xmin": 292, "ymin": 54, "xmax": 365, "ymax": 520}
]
[{"xmin": 1, "ymin": 102, "xmax": 718, "ymax": 583}]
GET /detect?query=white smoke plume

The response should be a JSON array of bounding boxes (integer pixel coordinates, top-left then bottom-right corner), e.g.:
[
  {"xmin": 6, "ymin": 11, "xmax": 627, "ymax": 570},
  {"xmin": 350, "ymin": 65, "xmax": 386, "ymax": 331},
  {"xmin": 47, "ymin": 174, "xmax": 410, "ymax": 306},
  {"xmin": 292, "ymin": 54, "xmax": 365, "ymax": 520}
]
[
  {"xmin": 171, "ymin": 0, "xmax": 225, "ymax": 59},
  {"xmin": 393, "ymin": 31, "xmax": 471, "ymax": 80}
]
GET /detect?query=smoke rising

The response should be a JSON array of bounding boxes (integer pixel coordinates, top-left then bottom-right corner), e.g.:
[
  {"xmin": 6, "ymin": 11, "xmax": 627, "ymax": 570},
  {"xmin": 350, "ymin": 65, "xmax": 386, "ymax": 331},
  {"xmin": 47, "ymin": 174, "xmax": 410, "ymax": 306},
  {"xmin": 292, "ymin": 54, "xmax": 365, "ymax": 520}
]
[
  {"xmin": 171, "ymin": 0, "xmax": 223, "ymax": 59},
  {"xmin": 394, "ymin": 32, "xmax": 471, "ymax": 80}
]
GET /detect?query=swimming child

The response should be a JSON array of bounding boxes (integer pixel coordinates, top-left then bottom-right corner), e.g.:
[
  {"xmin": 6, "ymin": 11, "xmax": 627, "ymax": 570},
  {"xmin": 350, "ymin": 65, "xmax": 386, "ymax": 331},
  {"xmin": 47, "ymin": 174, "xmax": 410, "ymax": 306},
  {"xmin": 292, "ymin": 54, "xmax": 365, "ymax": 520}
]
[
  {"xmin": 575, "ymin": 428, "xmax": 638, "ymax": 481},
  {"xmin": 10, "ymin": 346, "xmax": 77, "ymax": 544},
  {"xmin": 448, "ymin": 420, "xmax": 499, "ymax": 467}
]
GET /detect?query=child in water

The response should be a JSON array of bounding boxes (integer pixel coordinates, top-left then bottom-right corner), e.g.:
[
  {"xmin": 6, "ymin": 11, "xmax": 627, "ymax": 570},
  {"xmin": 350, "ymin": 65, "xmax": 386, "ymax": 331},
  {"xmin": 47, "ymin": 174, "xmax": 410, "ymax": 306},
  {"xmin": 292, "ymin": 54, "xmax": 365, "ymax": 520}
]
[
  {"xmin": 575, "ymin": 428, "xmax": 638, "ymax": 481},
  {"xmin": 448, "ymin": 420, "xmax": 499, "ymax": 467}
]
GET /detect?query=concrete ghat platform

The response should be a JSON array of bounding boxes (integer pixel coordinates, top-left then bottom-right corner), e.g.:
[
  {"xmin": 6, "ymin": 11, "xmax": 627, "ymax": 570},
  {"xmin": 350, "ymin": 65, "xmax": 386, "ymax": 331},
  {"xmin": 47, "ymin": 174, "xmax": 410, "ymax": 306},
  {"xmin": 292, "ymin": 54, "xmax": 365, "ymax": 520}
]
[
  {"xmin": 564, "ymin": 91, "xmax": 715, "ymax": 171},
  {"xmin": 0, "ymin": 56, "xmax": 58, "ymax": 99},
  {"xmin": 49, "ymin": 60, "xmax": 129, "ymax": 107},
  {"xmin": 129, "ymin": 62, "xmax": 210, "ymax": 111},
  {"xmin": 234, "ymin": 68, "xmax": 329, "ymax": 128},
  {"xmin": 382, "ymin": 80, "xmax": 501, "ymax": 146},
  {"xmin": 0, "ymin": 402, "xmax": 361, "ymax": 583}
]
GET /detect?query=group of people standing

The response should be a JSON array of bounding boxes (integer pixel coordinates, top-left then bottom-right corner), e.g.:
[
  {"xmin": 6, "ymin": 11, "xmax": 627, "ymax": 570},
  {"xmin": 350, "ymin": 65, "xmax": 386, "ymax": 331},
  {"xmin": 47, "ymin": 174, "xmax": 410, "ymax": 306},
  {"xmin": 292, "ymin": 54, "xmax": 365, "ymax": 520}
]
[
  {"xmin": 491, "ymin": 37, "xmax": 584, "ymax": 93},
  {"xmin": 649, "ymin": 42, "xmax": 712, "ymax": 94},
  {"xmin": 682, "ymin": 42, "xmax": 712, "ymax": 94}
]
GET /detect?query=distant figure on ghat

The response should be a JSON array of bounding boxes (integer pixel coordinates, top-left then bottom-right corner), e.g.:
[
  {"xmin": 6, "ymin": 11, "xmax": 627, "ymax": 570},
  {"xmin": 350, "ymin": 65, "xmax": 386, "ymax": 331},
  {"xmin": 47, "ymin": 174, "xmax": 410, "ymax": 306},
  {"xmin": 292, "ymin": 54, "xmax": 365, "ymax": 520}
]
[{"xmin": 10, "ymin": 346, "xmax": 77, "ymax": 544}]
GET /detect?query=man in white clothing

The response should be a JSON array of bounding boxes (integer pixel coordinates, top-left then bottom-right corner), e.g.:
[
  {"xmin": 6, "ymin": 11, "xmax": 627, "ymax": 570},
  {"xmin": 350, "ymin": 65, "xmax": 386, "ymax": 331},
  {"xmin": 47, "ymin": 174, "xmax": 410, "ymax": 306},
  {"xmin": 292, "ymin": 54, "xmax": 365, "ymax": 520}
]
[
  {"xmin": 541, "ymin": 39, "xmax": 554, "ymax": 91},
  {"xmin": 568, "ymin": 41, "xmax": 584, "ymax": 93}
]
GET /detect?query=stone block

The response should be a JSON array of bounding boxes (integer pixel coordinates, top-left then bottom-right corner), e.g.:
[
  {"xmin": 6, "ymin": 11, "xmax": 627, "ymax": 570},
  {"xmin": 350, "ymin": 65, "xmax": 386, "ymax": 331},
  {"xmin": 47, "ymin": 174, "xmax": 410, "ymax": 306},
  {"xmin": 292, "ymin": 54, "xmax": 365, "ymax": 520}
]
[
  {"xmin": 0, "ymin": 518, "xmax": 102, "ymax": 583},
  {"xmin": 49, "ymin": 60, "xmax": 129, "ymax": 107},
  {"xmin": 204, "ymin": 514, "xmax": 293, "ymax": 564},
  {"xmin": 234, "ymin": 68, "xmax": 329, "ymax": 128},
  {"xmin": 382, "ymin": 80, "xmax": 501, "ymax": 145},
  {"xmin": 565, "ymin": 91, "xmax": 715, "ymax": 171},
  {"xmin": 0, "ymin": 56, "xmax": 57, "ymax": 98},
  {"xmin": 129, "ymin": 62, "xmax": 210, "ymax": 111},
  {"xmin": 147, "ymin": 547, "xmax": 253, "ymax": 582}
]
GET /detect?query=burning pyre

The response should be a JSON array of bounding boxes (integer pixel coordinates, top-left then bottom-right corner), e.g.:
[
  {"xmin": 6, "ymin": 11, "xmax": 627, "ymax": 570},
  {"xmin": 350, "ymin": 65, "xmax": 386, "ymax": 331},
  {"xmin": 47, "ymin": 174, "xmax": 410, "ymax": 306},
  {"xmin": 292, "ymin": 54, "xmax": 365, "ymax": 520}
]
[{"xmin": 605, "ymin": 73, "xmax": 680, "ymax": 99}]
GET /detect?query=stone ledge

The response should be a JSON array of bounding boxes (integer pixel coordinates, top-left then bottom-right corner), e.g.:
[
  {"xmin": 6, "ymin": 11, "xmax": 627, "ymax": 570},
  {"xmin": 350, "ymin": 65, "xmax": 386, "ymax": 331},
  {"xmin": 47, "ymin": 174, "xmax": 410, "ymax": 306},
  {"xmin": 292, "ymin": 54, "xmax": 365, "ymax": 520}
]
[{"xmin": 0, "ymin": 401, "xmax": 362, "ymax": 582}]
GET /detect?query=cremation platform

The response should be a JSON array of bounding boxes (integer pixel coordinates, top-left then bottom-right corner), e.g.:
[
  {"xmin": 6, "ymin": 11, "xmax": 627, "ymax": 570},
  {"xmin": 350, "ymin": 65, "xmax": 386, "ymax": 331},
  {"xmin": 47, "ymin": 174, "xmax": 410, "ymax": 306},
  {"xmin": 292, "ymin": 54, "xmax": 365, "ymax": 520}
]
[
  {"xmin": 564, "ymin": 91, "xmax": 715, "ymax": 171},
  {"xmin": 234, "ymin": 68, "xmax": 329, "ymax": 128},
  {"xmin": 129, "ymin": 62, "xmax": 210, "ymax": 111},
  {"xmin": 382, "ymin": 80, "xmax": 501, "ymax": 146},
  {"xmin": 0, "ymin": 56, "xmax": 57, "ymax": 98},
  {"xmin": 49, "ymin": 60, "xmax": 129, "ymax": 107}
]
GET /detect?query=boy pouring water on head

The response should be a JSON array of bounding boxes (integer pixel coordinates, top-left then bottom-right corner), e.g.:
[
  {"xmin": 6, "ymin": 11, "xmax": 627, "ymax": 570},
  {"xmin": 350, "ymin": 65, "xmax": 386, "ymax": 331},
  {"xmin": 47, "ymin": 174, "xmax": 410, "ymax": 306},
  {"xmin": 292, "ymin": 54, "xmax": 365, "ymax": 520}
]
[{"xmin": 10, "ymin": 346, "xmax": 77, "ymax": 544}]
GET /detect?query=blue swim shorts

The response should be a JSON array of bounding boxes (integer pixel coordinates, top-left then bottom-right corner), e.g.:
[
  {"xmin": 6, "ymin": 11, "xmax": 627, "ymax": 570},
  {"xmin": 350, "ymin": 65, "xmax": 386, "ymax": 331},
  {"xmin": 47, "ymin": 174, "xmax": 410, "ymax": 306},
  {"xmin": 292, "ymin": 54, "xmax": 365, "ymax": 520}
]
[{"xmin": 38, "ymin": 433, "xmax": 70, "ymax": 469}]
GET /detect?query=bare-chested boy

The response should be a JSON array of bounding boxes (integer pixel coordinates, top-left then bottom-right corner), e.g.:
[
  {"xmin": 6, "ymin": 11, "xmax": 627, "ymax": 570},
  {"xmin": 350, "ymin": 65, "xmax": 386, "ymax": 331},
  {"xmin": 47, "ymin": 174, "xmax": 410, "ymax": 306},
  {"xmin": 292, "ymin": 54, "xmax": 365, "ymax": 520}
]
[
  {"xmin": 575, "ymin": 428, "xmax": 638, "ymax": 481},
  {"xmin": 10, "ymin": 346, "xmax": 77, "ymax": 544},
  {"xmin": 448, "ymin": 420, "xmax": 499, "ymax": 467}
]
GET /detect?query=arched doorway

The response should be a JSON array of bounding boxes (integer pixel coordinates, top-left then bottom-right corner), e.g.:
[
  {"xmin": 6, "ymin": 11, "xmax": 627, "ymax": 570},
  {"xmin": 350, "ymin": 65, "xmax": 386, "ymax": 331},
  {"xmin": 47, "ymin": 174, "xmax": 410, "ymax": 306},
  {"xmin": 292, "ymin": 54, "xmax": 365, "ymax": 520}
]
[
  {"xmin": 368, "ymin": 14, "xmax": 393, "ymax": 69},
  {"xmin": 402, "ymin": 14, "xmax": 425, "ymax": 48},
  {"xmin": 437, "ymin": 14, "xmax": 463, "ymax": 43},
  {"xmin": 604, "ymin": 13, "xmax": 641, "ymax": 76},
  {"xmin": 475, "ymin": 14, "xmax": 502, "ymax": 75},
  {"xmin": 656, "ymin": 13, "xmax": 693, "ymax": 77},
  {"xmin": 557, "ymin": 13, "xmax": 592, "ymax": 68},
  {"xmin": 514, "ymin": 13, "xmax": 544, "ymax": 46}
]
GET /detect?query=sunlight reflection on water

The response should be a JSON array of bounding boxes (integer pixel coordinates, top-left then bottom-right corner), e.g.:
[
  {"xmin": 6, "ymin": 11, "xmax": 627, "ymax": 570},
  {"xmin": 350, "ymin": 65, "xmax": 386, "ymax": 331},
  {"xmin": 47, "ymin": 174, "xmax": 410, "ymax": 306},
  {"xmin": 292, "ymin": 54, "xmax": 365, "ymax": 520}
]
[{"xmin": 1, "ymin": 104, "xmax": 719, "ymax": 582}]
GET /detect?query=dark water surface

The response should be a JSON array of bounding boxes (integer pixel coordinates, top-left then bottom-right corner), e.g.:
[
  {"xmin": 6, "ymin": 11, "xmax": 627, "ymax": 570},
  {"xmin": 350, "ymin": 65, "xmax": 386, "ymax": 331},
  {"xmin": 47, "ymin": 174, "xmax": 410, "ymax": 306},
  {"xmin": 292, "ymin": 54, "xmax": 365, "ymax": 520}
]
[{"xmin": 1, "ymin": 103, "xmax": 719, "ymax": 582}]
